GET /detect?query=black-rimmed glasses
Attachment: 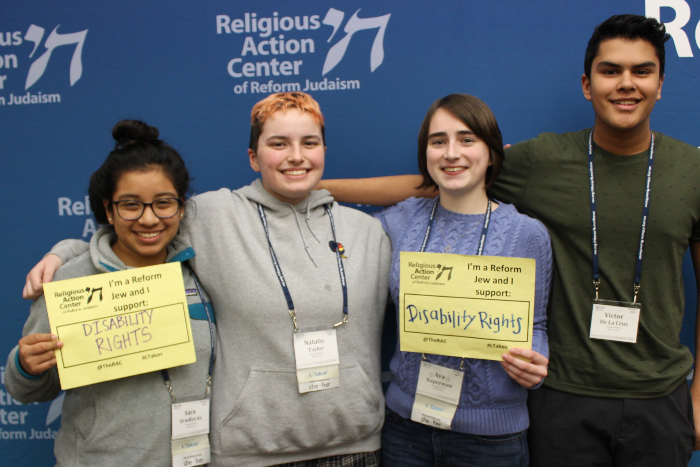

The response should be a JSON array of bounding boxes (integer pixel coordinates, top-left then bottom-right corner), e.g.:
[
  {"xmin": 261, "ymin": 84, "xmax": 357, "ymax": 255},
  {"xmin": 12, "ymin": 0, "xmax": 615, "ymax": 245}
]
[{"xmin": 110, "ymin": 198, "xmax": 182, "ymax": 221}]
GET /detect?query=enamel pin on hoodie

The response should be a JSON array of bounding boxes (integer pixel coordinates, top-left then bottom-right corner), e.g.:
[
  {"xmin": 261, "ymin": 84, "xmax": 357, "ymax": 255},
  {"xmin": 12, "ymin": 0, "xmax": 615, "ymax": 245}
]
[{"xmin": 329, "ymin": 241, "xmax": 347, "ymax": 258}]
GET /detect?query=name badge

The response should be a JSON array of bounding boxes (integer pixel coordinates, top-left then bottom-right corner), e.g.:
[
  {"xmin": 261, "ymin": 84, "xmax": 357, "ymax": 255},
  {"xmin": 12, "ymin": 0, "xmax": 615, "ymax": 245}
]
[
  {"xmin": 410, "ymin": 360, "xmax": 464, "ymax": 430},
  {"xmin": 171, "ymin": 399, "xmax": 210, "ymax": 466},
  {"xmin": 293, "ymin": 328, "xmax": 340, "ymax": 393},
  {"xmin": 589, "ymin": 300, "xmax": 641, "ymax": 343},
  {"xmin": 172, "ymin": 399, "xmax": 210, "ymax": 439},
  {"xmin": 172, "ymin": 433, "xmax": 210, "ymax": 467}
]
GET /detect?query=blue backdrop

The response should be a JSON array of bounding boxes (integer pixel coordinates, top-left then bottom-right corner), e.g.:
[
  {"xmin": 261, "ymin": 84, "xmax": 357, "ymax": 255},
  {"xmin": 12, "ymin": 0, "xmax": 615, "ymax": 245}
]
[{"xmin": 2, "ymin": 1, "xmax": 700, "ymax": 464}]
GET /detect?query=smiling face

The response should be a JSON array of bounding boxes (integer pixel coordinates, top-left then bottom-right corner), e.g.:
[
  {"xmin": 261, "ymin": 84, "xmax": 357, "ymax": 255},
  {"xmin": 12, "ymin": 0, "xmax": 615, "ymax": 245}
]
[
  {"xmin": 426, "ymin": 107, "xmax": 492, "ymax": 204},
  {"xmin": 248, "ymin": 108, "xmax": 325, "ymax": 204},
  {"xmin": 104, "ymin": 169, "xmax": 183, "ymax": 268},
  {"xmin": 582, "ymin": 38, "xmax": 663, "ymax": 140}
]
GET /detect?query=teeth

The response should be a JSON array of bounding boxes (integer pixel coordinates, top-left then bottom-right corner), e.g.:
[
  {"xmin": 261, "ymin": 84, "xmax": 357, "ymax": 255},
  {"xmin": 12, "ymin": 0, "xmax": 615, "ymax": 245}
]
[
  {"xmin": 137, "ymin": 232, "xmax": 160, "ymax": 238},
  {"xmin": 443, "ymin": 167, "xmax": 466, "ymax": 172},
  {"xmin": 615, "ymin": 100, "xmax": 637, "ymax": 105},
  {"xmin": 283, "ymin": 170, "xmax": 308, "ymax": 175}
]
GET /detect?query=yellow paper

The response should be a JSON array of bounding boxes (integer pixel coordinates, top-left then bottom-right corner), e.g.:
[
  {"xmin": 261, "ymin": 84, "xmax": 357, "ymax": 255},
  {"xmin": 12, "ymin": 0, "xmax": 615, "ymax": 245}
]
[
  {"xmin": 399, "ymin": 252, "xmax": 536, "ymax": 361},
  {"xmin": 43, "ymin": 263, "xmax": 196, "ymax": 389}
]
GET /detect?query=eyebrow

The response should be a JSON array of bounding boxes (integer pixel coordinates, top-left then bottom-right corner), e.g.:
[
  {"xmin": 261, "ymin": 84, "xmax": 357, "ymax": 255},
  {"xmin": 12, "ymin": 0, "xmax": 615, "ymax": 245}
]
[
  {"xmin": 266, "ymin": 134, "xmax": 321, "ymax": 140},
  {"xmin": 596, "ymin": 60, "xmax": 658, "ymax": 69},
  {"xmin": 428, "ymin": 130, "xmax": 475, "ymax": 139},
  {"xmin": 115, "ymin": 192, "xmax": 177, "ymax": 199}
]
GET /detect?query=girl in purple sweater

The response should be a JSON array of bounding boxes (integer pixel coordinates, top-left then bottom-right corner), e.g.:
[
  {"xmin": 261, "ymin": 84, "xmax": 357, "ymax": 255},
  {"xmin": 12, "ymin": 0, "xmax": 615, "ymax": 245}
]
[{"xmin": 322, "ymin": 94, "xmax": 552, "ymax": 466}]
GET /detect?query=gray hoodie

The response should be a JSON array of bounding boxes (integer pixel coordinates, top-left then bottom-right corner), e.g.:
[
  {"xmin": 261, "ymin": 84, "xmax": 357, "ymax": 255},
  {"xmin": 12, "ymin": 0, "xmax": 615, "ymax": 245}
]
[
  {"xmin": 182, "ymin": 180, "xmax": 391, "ymax": 466},
  {"xmin": 5, "ymin": 228, "xmax": 215, "ymax": 467}
]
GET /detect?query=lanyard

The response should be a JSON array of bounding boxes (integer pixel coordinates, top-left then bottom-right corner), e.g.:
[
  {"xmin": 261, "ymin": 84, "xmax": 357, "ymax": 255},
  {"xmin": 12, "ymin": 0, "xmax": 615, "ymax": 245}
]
[
  {"xmin": 419, "ymin": 197, "xmax": 492, "ymax": 368},
  {"xmin": 587, "ymin": 129, "xmax": 655, "ymax": 304},
  {"xmin": 421, "ymin": 198, "xmax": 492, "ymax": 255},
  {"xmin": 257, "ymin": 203, "xmax": 349, "ymax": 332},
  {"xmin": 161, "ymin": 262, "xmax": 216, "ymax": 402}
]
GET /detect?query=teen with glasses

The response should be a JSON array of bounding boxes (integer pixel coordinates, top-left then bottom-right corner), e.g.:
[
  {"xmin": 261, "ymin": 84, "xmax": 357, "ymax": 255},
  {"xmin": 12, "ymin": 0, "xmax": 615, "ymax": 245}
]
[{"xmin": 6, "ymin": 120, "xmax": 216, "ymax": 466}]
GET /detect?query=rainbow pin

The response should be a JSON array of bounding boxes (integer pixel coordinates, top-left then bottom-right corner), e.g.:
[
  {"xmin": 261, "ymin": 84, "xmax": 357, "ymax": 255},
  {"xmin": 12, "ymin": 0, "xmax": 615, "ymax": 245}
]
[{"xmin": 329, "ymin": 241, "xmax": 347, "ymax": 258}]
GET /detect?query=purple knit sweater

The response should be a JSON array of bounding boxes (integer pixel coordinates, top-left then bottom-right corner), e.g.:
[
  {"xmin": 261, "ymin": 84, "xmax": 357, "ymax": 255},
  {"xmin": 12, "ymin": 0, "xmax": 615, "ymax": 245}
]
[{"xmin": 375, "ymin": 197, "xmax": 553, "ymax": 435}]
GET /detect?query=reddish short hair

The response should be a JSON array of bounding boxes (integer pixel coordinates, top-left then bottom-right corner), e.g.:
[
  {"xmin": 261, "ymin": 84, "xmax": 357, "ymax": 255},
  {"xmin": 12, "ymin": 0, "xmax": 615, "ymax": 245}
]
[{"xmin": 249, "ymin": 92, "xmax": 325, "ymax": 152}]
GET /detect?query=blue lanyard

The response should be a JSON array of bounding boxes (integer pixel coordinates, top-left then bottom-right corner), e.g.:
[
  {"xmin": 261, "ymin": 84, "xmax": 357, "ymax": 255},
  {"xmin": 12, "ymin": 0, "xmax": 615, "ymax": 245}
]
[
  {"xmin": 257, "ymin": 203, "xmax": 349, "ymax": 332},
  {"xmin": 587, "ymin": 129, "xmax": 655, "ymax": 304},
  {"xmin": 419, "ymin": 198, "xmax": 491, "ymax": 368},
  {"xmin": 161, "ymin": 262, "xmax": 216, "ymax": 402},
  {"xmin": 421, "ymin": 198, "xmax": 492, "ymax": 255}
]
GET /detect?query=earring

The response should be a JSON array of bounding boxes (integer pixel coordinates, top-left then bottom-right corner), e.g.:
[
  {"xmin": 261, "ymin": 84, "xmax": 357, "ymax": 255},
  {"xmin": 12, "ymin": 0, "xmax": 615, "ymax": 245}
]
[{"xmin": 108, "ymin": 217, "xmax": 112, "ymax": 222}]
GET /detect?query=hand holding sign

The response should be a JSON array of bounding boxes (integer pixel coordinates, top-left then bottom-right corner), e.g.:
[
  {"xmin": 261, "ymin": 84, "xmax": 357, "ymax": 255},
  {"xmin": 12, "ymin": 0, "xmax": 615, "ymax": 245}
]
[
  {"xmin": 500, "ymin": 348, "xmax": 548, "ymax": 388},
  {"xmin": 18, "ymin": 333, "xmax": 63, "ymax": 375}
]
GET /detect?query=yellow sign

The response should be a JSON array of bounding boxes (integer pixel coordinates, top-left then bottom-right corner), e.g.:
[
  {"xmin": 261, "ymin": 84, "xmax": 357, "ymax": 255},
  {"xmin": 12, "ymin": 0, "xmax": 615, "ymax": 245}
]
[
  {"xmin": 399, "ymin": 252, "xmax": 536, "ymax": 361},
  {"xmin": 43, "ymin": 263, "xmax": 196, "ymax": 389}
]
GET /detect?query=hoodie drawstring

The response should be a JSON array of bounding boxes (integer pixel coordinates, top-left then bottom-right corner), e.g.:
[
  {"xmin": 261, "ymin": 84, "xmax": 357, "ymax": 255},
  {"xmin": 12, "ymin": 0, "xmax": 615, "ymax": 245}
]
[
  {"xmin": 305, "ymin": 200, "xmax": 322, "ymax": 244},
  {"xmin": 287, "ymin": 203, "xmax": 319, "ymax": 267}
]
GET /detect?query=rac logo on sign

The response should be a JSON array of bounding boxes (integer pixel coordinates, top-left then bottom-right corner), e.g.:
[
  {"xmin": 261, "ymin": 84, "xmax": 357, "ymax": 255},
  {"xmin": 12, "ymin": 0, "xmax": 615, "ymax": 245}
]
[
  {"xmin": 0, "ymin": 23, "xmax": 87, "ymax": 106},
  {"xmin": 218, "ymin": 7, "xmax": 390, "ymax": 93},
  {"xmin": 24, "ymin": 24, "xmax": 88, "ymax": 89},
  {"xmin": 321, "ymin": 8, "xmax": 390, "ymax": 75}
]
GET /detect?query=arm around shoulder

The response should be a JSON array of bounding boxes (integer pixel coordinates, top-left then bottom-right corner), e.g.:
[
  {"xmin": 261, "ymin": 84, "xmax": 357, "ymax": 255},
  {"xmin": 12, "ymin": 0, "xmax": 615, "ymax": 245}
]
[
  {"xmin": 23, "ymin": 239, "xmax": 89, "ymax": 299},
  {"xmin": 317, "ymin": 175, "xmax": 436, "ymax": 206},
  {"xmin": 51, "ymin": 238, "xmax": 90, "ymax": 262}
]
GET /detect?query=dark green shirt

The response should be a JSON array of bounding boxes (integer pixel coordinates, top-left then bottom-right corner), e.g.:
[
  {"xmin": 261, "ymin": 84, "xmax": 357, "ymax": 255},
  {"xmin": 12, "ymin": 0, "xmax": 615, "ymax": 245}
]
[{"xmin": 490, "ymin": 129, "xmax": 700, "ymax": 398}]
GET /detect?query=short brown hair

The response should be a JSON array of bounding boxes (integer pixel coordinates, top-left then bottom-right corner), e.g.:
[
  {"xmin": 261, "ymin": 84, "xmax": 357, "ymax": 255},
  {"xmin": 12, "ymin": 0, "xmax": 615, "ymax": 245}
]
[
  {"xmin": 249, "ymin": 92, "xmax": 325, "ymax": 153},
  {"xmin": 417, "ymin": 94, "xmax": 504, "ymax": 190}
]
